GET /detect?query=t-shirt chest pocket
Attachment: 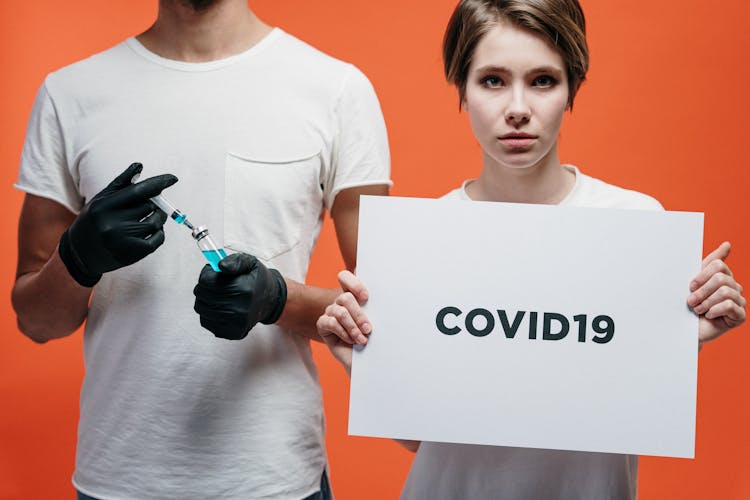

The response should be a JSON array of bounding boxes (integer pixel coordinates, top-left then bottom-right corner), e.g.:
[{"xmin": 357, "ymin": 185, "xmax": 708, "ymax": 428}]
[{"xmin": 224, "ymin": 148, "xmax": 322, "ymax": 261}]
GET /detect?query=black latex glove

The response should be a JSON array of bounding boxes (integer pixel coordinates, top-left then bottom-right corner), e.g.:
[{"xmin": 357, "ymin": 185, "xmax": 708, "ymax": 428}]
[
  {"xmin": 58, "ymin": 162, "xmax": 178, "ymax": 287},
  {"xmin": 193, "ymin": 252, "xmax": 288, "ymax": 340}
]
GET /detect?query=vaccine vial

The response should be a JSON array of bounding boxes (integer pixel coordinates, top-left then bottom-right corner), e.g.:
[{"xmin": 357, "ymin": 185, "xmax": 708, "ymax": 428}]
[{"xmin": 192, "ymin": 226, "xmax": 227, "ymax": 272}]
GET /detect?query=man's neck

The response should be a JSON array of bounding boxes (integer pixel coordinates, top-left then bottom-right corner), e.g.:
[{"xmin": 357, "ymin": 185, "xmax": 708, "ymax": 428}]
[{"xmin": 137, "ymin": 0, "xmax": 272, "ymax": 62}]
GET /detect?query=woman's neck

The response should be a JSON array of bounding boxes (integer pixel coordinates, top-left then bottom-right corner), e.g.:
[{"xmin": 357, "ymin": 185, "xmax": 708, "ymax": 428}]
[
  {"xmin": 137, "ymin": 0, "xmax": 272, "ymax": 62},
  {"xmin": 466, "ymin": 150, "xmax": 575, "ymax": 204}
]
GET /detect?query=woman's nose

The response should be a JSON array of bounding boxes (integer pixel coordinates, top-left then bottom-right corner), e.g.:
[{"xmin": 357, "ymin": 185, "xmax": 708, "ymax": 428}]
[{"xmin": 505, "ymin": 88, "xmax": 530, "ymax": 126}]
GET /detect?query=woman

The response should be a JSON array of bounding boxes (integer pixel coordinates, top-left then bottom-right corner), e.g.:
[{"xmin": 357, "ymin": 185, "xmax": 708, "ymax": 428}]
[{"xmin": 316, "ymin": 1, "xmax": 746, "ymax": 498}]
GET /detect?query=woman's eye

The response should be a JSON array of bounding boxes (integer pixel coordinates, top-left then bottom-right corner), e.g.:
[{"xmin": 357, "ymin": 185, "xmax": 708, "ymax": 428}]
[
  {"xmin": 532, "ymin": 75, "xmax": 557, "ymax": 88},
  {"xmin": 481, "ymin": 76, "xmax": 504, "ymax": 88}
]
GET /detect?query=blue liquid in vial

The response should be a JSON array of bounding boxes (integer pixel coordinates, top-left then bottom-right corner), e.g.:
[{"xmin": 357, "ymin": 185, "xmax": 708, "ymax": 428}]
[
  {"xmin": 172, "ymin": 213, "xmax": 187, "ymax": 224},
  {"xmin": 202, "ymin": 249, "xmax": 227, "ymax": 272}
]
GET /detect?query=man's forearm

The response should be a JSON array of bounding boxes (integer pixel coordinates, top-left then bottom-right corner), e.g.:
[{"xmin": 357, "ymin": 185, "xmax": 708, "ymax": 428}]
[
  {"xmin": 276, "ymin": 279, "xmax": 341, "ymax": 341},
  {"xmin": 12, "ymin": 250, "xmax": 91, "ymax": 343}
]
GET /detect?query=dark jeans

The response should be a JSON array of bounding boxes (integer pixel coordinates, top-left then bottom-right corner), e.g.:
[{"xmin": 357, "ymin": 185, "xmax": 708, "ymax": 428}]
[
  {"xmin": 305, "ymin": 470, "xmax": 332, "ymax": 500},
  {"xmin": 77, "ymin": 470, "xmax": 332, "ymax": 500}
]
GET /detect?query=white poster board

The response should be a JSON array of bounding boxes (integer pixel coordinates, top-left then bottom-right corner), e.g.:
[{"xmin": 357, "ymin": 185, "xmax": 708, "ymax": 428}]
[{"xmin": 349, "ymin": 195, "xmax": 703, "ymax": 458}]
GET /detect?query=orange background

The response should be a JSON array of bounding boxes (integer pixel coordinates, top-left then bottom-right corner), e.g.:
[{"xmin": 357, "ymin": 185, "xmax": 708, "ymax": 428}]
[{"xmin": 2, "ymin": 1, "xmax": 749, "ymax": 498}]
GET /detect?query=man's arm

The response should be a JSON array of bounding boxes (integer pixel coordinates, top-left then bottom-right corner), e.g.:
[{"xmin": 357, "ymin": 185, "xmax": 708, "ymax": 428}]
[
  {"xmin": 11, "ymin": 194, "xmax": 91, "ymax": 343},
  {"xmin": 13, "ymin": 164, "xmax": 178, "ymax": 343},
  {"xmin": 276, "ymin": 184, "xmax": 389, "ymax": 341}
]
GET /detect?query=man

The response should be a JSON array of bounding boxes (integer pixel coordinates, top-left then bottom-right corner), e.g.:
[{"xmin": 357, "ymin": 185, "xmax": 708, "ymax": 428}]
[{"xmin": 11, "ymin": 1, "xmax": 390, "ymax": 498}]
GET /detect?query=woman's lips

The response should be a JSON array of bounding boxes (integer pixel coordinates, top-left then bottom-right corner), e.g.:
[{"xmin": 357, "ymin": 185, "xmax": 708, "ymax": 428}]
[{"xmin": 498, "ymin": 134, "xmax": 537, "ymax": 148}]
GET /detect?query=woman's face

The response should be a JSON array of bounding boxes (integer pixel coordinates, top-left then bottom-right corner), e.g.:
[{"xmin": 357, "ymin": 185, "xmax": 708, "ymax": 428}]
[{"xmin": 463, "ymin": 21, "xmax": 569, "ymax": 172}]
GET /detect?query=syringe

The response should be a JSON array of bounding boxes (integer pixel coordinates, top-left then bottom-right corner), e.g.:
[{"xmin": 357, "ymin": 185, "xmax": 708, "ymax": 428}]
[
  {"xmin": 151, "ymin": 194, "xmax": 227, "ymax": 272},
  {"xmin": 133, "ymin": 173, "xmax": 226, "ymax": 270},
  {"xmin": 131, "ymin": 172, "xmax": 195, "ymax": 231},
  {"xmin": 151, "ymin": 194, "xmax": 194, "ymax": 230}
]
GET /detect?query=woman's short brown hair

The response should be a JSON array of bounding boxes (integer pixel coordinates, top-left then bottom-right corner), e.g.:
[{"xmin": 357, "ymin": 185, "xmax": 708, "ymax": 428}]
[{"xmin": 443, "ymin": 0, "xmax": 589, "ymax": 109}]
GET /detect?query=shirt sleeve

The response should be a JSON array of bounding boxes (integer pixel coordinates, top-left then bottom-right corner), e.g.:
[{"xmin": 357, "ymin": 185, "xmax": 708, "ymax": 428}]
[
  {"xmin": 323, "ymin": 64, "xmax": 392, "ymax": 212},
  {"xmin": 15, "ymin": 79, "xmax": 83, "ymax": 214}
]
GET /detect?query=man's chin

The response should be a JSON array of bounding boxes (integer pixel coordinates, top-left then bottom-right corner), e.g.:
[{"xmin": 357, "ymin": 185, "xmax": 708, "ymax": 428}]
[{"xmin": 183, "ymin": 0, "xmax": 217, "ymax": 12}]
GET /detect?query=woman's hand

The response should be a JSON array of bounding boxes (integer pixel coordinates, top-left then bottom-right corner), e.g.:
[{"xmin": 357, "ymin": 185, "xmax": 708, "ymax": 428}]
[
  {"xmin": 316, "ymin": 271, "xmax": 372, "ymax": 374},
  {"xmin": 688, "ymin": 241, "xmax": 746, "ymax": 345}
]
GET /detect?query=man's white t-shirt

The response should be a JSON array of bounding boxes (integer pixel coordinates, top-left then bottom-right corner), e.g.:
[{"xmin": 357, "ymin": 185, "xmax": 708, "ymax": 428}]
[
  {"xmin": 400, "ymin": 166, "xmax": 662, "ymax": 500},
  {"xmin": 17, "ymin": 28, "xmax": 390, "ymax": 500}
]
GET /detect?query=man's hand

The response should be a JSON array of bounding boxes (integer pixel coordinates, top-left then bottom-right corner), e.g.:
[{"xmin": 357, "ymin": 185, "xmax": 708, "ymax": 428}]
[
  {"xmin": 58, "ymin": 162, "xmax": 177, "ymax": 287},
  {"xmin": 193, "ymin": 252, "xmax": 287, "ymax": 340},
  {"xmin": 316, "ymin": 270, "xmax": 372, "ymax": 374},
  {"xmin": 688, "ymin": 241, "xmax": 746, "ymax": 345}
]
